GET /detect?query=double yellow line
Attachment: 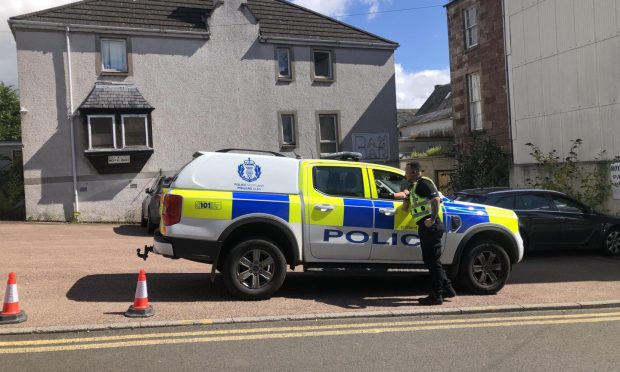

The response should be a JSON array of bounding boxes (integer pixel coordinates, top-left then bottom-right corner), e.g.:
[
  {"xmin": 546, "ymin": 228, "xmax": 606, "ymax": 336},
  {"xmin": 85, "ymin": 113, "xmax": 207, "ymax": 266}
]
[{"xmin": 2, "ymin": 311, "xmax": 620, "ymax": 354}]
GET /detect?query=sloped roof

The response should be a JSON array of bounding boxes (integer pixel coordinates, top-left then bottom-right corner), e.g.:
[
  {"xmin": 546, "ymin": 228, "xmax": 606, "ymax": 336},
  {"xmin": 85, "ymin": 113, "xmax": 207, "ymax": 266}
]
[
  {"xmin": 397, "ymin": 109, "xmax": 419, "ymax": 127},
  {"xmin": 79, "ymin": 82, "xmax": 153, "ymax": 110},
  {"xmin": 246, "ymin": 0, "xmax": 398, "ymax": 47},
  {"xmin": 10, "ymin": 0, "xmax": 217, "ymax": 33},
  {"xmin": 400, "ymin": 84, "xmax": 452, "ymax": 126},
  {"xmin": 10, "ymin": 0, "xmax": 398, "ymax": 47}
]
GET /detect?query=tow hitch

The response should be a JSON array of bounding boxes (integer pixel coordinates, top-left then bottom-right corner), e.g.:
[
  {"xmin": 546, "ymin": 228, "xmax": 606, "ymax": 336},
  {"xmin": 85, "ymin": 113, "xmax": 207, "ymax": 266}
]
[{"xmin": 137, "ymin": 245, "xmax": 154, "ymax": 261}]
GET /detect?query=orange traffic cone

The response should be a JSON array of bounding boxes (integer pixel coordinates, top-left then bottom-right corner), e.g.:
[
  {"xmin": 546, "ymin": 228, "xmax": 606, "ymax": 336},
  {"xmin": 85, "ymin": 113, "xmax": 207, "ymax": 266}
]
[
  {"xmin": 0, "ymin": 272, "xmax": 27, "ymax": 325},
  {"xmin": 125, "ymin": 269, "xmax": 154, "ymax": 318}
]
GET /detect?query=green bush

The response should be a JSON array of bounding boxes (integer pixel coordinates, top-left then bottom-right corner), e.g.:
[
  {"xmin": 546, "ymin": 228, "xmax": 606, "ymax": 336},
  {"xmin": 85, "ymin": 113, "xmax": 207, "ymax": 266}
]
[
  {"xmin": 0, "ymin": 155, "xmax": 25, "ymax": 220},
  {"xmin": 410, "ymin": 145, "xmax": 444, "ymax": 159},
  {"xmin": 0, "ymin": 83, "xmax": 21, "ymax": 141},
  {"xmin": 451, "ymin": 135, "xmax": 510, "ymax": 191},
  {"xmin": 524, "ymin": 139, "xmax": 614, "ymax": 209}
]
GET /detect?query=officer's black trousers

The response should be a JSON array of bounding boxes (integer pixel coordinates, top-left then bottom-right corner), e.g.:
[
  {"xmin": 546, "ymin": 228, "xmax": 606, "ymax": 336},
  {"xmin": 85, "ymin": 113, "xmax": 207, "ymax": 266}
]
[{"xmin": 419, "ymin": 220, "xmax": 451, "ymax": 296}]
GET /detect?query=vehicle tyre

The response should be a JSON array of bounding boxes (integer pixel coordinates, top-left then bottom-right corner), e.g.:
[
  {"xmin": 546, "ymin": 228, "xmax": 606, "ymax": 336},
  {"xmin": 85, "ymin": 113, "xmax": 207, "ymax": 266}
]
[
  {"xmin": 222, "ymin": 238, "xmax": 287, "ymax": 300},
  {"xmin": 602, "ymin": 227, "xmax": 620, "ymax": 256},
  {"xmin": 147, "ymin": 212, "xmax": 155, "ymax": 234},
  {"xmin": 459, "ymin": 240, "xmax": 511, "ymax": 295}
]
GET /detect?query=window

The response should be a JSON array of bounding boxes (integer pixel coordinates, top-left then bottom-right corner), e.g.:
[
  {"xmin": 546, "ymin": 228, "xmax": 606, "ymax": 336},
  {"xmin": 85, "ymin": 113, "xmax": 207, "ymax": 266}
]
[
  {"xmin": 279, "ymin": 113, "xmax": 296, "ymax": 147},
  {"xmin": 88, "ymin": 115, "xmax": 116, "ymax": 149},
  {"xmin": 313, "ymin": 166, "xmax": 364, "ymax": 198},
  {"xmin": 516, "ymin": 194, "xmax": 552, "ymax": 211},
  {"xmin": 318, "ymin": 114, "xmax": 339, "ymax": 154},
  {"xmin": 373, "ymin": 170, "xmax": 410, "ymax": 199},
  {"xmin": 101, "ymin": 38, "xmax": 127, "ymax": 72},
  {"xmin": 494, "ymin": 196, "xmax": 516, "ymax": 210},
  {"xmin": 122, "ymin": 115, "xmax": 149, "ymax": 148},
  {"xmin": 313, "ymin": 49, "xmax": 333, "ymax": 80},
  {"xmin": 276, "ymin": 47, "xmax": 292, "ymax": 80},
  {"xmin": 468, "ymin": 73, "xmax": 482, "ymax": 131},
  {"xmin": 550, "ymin": 194, "xmax": 587, "ymax": 213},
  {"xmin": 464, "ymin": 6, "xmax": 478, "ymax": 48}
]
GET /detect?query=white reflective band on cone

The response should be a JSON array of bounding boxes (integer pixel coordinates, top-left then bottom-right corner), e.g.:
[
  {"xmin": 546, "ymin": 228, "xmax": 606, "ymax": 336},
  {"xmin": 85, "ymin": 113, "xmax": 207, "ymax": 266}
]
[
  {"xmin": 4, "ymin": 284, "xmax": 18, "ymax": 303},
  {"xmin": 135, "ymin": 281, "xmax": 148, "ymax": 299}
]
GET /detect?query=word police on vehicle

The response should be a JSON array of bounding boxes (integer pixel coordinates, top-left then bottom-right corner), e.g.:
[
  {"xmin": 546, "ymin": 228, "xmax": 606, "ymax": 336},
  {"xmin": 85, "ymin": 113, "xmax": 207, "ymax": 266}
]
[{"xmin": 139, "ymin": 149, "xmax": 524, "ymax": 300}]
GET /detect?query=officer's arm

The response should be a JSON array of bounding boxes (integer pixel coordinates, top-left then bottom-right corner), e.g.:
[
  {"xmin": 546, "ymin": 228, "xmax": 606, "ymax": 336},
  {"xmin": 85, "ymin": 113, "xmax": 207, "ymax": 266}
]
[{"xmin": 429, "ymin": 196, "xmax": 441, "ymax": 222}]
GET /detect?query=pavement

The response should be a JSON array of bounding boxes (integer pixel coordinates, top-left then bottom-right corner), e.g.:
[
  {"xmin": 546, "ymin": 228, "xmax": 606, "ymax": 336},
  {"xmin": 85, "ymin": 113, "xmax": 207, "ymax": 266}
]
[{"xmin": 1, "ymin": 222, "xmax": 620, "ymax": 333}]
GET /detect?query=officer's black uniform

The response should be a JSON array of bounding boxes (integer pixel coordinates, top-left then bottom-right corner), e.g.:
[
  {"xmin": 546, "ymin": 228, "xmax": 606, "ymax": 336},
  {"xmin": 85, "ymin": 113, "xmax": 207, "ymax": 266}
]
[{"xmin": 412, "ymin": 179, "xmax": 455, "ymax": 304}]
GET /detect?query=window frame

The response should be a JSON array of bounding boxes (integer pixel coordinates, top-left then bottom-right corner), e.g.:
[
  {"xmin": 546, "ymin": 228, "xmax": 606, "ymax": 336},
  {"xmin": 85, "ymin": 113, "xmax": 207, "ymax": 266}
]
[
  {"xmin": 96, "ymin": 36, "xmax": 132, "ymax": 76},
  {"xmin": 549, "ymin": 194, "xmax": 589, "ymax": 214},
  {"xmin": 121, "ymin": 114, "xmax": 150, "ymax": 148},
  {"xmin": 464, "ymin": 6, "xmax": 479, "ymax": 49},
  {"xmin": 515, "ymin": 194, "xmax": 554, "ymax": 211},
  {"xmin": 87, "ymin": 115, "xmax": 117, "ymax": 150},
  {"xmin": 467, "ymin": 72, "xmax": 483, "ymax": 132},
  {"xmin": 312, "ymin": 48, "xmax": 335, "ymax": 82},
  {"xmin": 277, "ymin": 111, "xmax": 298, "ymax": 149},
  {"xmin": 317, "ymin": 112, "xmax": 340, "ymax": 156},
  {"xmin": 274, "ymin": 46, "xmax": 293, "ymax": 81}
]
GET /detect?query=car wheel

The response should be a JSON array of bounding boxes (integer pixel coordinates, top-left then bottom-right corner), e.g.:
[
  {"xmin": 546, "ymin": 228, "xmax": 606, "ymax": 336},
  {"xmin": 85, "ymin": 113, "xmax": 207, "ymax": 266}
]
[
  {"xmin": 459, "ymin": 240, "xmax": 511, "ymax": 295},
  {"xmin": 222, "ymin": 238, "xmax": 287, "ymax": 300},
  {"xmin": 602, "ymin": 228, "xmax": 620, "ymax": 256},
  {"xmin": 147, "ymin": 212, "xmax": 155, "ymax": 234}
]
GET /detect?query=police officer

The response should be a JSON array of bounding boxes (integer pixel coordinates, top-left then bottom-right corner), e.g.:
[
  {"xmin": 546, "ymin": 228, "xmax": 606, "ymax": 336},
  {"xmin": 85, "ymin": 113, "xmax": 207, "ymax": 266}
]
[{"xmin": 395, "ymin": 161, "xmax": 456, "ymax": 305}]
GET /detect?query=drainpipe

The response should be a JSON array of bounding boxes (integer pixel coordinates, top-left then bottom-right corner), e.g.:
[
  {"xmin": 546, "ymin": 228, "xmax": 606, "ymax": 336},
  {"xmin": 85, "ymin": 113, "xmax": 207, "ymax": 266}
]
[{"xmin": 66, "ymin": 26, "xmax": 80, "ymax": 221}]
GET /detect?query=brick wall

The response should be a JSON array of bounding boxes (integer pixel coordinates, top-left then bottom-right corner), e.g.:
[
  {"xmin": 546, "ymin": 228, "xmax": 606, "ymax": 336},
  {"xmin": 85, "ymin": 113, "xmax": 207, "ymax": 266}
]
[{"xmin": 447, "ymin": 0, "xmax": 510, "ymax": 152}]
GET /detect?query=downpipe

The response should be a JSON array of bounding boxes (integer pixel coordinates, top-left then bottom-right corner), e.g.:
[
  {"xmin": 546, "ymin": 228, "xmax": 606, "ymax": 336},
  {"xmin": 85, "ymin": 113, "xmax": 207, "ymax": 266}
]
[{"xmin": 65, "ymin": 26, "xmax": 80, "ymax": 222}]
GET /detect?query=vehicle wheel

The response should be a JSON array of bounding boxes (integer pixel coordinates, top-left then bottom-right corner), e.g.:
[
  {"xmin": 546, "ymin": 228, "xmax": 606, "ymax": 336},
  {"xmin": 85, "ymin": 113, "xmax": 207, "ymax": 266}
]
[
  {"xmin": 147, "ymin": 212, "xmax": 155, "ymax": 234},
  {"xmin": 602, "ymin": 228, "xmax": 620, "ymax": 256},
  {"xmin": 222, "ymin": 238, "xmax": 287, "ymax": 300},
  {"xmin": 459, "ymin": 240, "xmax": 511, "ymax": 295}
]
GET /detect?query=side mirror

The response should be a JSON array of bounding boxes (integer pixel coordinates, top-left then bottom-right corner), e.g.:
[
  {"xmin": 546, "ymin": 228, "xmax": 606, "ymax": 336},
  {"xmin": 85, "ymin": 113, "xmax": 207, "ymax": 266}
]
[{"xmin": 145, "ymin": 188, "xmax": 151, "ymax": 194}]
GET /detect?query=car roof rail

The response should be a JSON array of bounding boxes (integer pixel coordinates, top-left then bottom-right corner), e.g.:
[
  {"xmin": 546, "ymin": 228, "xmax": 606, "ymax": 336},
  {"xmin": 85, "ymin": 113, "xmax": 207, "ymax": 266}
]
[
  {"xmin": 216, "ymin": 149, "xmax": 285, "ymax": 157},
  {"xmin": 320, "ymin": 152, "xmax": 363, "ymax": 161}
]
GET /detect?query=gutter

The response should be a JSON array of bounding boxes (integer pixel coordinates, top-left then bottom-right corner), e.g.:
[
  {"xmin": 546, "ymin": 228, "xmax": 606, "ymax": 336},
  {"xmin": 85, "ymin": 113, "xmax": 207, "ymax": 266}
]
[
  {"xmin": 66, "ymin": 27, "xmax": 80, "ymax": 221},
  {"xmin": 9, "ymin": 20, "xmax": 210, "ymax": 40},
  {"xmin": 259, "ymin": 35, "xmax": 399, "ymax": 50}
]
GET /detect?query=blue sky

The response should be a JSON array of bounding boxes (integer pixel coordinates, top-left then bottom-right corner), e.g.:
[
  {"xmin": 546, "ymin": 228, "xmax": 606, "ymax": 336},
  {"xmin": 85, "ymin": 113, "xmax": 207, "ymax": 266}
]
[{"xmin": 0, "ymin": 0, "xmax": 451, "ymax": 108}]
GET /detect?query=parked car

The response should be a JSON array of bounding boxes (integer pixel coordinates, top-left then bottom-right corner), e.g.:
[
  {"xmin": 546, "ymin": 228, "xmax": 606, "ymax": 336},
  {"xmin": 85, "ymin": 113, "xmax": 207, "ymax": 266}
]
[
  {"xmin": 141, "ymin": 176, "xmax": 170, "ymax": 234},
  {"xmin": 453, "ymin": 188, "xmax": 620, "ymax": 255}
]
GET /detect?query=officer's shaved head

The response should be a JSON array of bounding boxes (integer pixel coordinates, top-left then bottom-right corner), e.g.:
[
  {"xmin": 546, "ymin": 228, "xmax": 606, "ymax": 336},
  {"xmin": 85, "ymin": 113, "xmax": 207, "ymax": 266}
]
[{"xmin": 406, "ymin": 161, "xmax": 422, "ymax": 171}]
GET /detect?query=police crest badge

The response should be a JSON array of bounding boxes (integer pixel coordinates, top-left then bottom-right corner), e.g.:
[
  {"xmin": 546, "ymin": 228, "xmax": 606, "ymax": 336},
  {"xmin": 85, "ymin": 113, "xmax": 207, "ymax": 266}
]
[{"xmin": 237, "ymin": 158, "xmax": 262, "ymax": 182}]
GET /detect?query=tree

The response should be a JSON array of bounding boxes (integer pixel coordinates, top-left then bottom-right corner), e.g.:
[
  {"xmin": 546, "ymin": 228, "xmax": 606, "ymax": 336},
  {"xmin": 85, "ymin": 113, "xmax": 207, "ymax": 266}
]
[
  {"xmin": 450, "ymin": 135, "xmax": 510, "ymax": 192},
  {"xmin": 0, "ymin": 83, "xmax": 21, "ymax": 141}
]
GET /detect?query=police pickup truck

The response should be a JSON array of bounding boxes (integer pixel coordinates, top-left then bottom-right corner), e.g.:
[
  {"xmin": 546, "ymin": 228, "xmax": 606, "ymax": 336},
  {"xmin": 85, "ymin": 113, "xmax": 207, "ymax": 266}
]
[{"xmin": 145, "ymin": 150, "xmax": 523, "ymax": 300}]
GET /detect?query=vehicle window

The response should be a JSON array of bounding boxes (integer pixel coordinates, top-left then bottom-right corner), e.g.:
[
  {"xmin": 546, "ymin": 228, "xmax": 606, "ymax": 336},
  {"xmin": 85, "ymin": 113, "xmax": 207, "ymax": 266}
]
[
  {"xmin": 373, "ymin": 170, "xmax": 410, "ymax": 199},
  {"xmin": 550, "ymin": 194, "xmax": 586, "ymax": 213},
  {"xmin": 516, "ymin": 194, "xmax": 552, "ymax": 210},
  {"xmin": 494, "ymin": 196, "xmax": 515, "ymax": 209},
  {"xmin": 453, "ymin": 194, "xmax": 486, "ymax": 204},
  {"xmin": 313, "ymin": 166, "xmax": 364, "ymax": 198}
]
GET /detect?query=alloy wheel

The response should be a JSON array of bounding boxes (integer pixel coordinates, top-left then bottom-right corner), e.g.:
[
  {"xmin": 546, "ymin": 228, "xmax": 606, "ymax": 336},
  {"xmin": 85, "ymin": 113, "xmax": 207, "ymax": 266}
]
[
  {"xmin": 236, "ymin": 249, "xmax": 275, "ymax": 290},
  {"xmin": 472, "ymin": 249, "xmax": 504, "ymax": 287},
  {"xmin": 605, "ymin": 230, "xmax": 620, "ymax": 255}
]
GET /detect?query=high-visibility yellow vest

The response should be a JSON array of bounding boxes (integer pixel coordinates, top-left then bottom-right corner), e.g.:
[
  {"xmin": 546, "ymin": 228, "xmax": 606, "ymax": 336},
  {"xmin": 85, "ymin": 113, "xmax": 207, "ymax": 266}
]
[{"xmin": 409, "ymin": 176, "xmax": 443, "ymax": 224}]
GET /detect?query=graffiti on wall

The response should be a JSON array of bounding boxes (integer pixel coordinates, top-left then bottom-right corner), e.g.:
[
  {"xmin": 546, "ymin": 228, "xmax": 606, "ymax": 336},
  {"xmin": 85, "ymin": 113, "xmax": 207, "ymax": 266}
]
[{"xmin": 352, "ymin": 133, "xmax": 390, "ymax": 160}]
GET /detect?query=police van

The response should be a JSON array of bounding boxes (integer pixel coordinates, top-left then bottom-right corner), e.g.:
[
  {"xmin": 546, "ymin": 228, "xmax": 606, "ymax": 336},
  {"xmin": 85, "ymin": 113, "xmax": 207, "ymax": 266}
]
[{"xmin": 144, "ymin": 150, "xmax": 523, "ymax": 300}]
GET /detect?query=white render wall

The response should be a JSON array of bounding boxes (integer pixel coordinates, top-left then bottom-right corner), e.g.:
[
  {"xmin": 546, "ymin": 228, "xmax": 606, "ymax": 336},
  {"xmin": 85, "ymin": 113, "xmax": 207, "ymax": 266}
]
[
  {"xmin": 505, "ymin": 0, "xmax": 620, "ymax": 164},
  {"xmin": 15, "ymin": 0, "xmax": 398, "ymax": 222}
]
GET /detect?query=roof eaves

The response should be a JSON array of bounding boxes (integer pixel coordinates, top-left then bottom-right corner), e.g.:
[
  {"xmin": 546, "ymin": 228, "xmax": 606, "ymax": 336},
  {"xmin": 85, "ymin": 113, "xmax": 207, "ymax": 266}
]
[
  {"xmin": 271, "ymin": 0, "xmax": 399, "ymax": 47},
  {"xmin": 8, "ymin": 19, "xmax": 210, "ymax": 39},
  {"xmin": 259, "ymin": 35, "xmax": 398, "ymax": 50}
]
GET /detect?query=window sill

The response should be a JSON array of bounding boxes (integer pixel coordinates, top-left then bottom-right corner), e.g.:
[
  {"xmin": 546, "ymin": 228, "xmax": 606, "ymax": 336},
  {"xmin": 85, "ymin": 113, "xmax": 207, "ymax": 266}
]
[
  {"xmin": 100, "ymin": 70, "xmax": 130, "ymax": 77},
  {"xmin": 280, "ymin": 144, "xmax": 297, "ymax": 151},
  {"xmin": 277, "ymin": 77, "xmax": 293, "ymax": 83},
  {"xmin": 312, "ymin": 78, "xmax": 334, "ymax": 84}
]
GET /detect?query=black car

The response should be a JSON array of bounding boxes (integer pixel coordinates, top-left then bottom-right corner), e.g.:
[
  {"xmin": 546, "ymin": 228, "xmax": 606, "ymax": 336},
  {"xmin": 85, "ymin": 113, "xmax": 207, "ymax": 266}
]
[
  {"xmin": 453, "ymin": 188, "xmax": 620, "ymax": 255},
  {"xmin": 141, "ymin": 176, "xmax": 170, "ymax": 234}
]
